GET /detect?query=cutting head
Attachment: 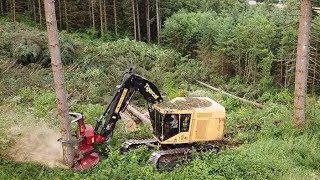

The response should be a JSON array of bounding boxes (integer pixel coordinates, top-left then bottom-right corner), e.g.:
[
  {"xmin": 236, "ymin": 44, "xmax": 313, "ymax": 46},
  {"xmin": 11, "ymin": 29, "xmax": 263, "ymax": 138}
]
[{"xmin": 69, "ymin": 112, "xmax": 103, "ymax": 170}]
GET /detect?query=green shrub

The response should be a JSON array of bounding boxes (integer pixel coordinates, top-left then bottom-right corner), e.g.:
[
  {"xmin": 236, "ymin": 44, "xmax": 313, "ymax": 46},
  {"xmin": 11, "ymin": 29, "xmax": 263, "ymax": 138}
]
[
  {"xmin": 0, "ymin": 21, "xmax": 75, "ymax": 66},
  {"xmin": 162, "ymin": 11, "xmax": 216, "ymax": 56},
  {"xmin": 11, "ymin": 30, "xmax": 47, "ymax": 65},
  {"xmin": 73, "ymin": 38, "xmax": 184, "ymax": 102},
  {"xmin": 71, "ymin": 103, "xmax": 104, "ymax": 125},
  {"xmin": 59, "ymin": 31, "xmax": 76, "ymax": 65},
  {"xmin": 18, "ymin": 87, "xmax": 35, "ymax": 104},
  {"xmin": 163, "ymin": 74, "xmax": 187, "ymax": 99},
  {"xmin": 289, "ymin": 135, "xmax": 320, "ymax": 170},
  {"xmin": 33, "ymin": 90, "xmax": 56, "ymax": 117}
]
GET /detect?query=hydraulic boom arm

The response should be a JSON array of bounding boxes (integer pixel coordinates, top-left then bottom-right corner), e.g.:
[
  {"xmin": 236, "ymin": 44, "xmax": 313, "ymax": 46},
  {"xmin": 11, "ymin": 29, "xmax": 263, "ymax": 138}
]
[
  {"xmin": 71, "ymin": 68, "xmax": 163, "ymax": 170},
  {"xmin": 94, "ymin": 68, "xmax": 163, "ymax": 142}
]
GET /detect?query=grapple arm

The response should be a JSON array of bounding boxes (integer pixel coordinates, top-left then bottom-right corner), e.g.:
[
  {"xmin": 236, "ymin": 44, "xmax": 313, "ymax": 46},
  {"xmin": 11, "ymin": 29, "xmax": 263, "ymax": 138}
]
[
  {"xmin": 94, "ymin": 68, "xmax": 163, "ymax": 142},
  {"xmin": 72, "ymin": 68, "xmax": 163, "ymax": 170}
]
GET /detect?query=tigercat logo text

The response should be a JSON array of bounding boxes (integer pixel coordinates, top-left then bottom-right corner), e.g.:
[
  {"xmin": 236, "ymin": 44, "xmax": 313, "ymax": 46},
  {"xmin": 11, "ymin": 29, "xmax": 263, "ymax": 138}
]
[{"xmin": 144, "ymin": 83, "xmax": 159, "ymax": 99}]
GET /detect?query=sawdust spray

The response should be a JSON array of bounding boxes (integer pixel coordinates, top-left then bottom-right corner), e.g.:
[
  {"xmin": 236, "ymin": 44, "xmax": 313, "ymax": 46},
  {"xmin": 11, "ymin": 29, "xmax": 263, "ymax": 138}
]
[{"xmin": 7, "ymin": 124, "xmax": 65, "ymax": 168}]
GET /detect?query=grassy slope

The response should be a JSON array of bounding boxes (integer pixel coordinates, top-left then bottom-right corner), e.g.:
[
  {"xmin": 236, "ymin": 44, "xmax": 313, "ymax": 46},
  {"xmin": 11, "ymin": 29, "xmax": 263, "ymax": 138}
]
[{"xmin": 1, "ymin": 19, "xmax": 320, "ymax": 179}]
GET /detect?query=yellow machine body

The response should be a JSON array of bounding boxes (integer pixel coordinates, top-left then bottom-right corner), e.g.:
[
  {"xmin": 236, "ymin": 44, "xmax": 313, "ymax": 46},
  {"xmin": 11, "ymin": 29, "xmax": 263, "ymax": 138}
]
[{"xmin": 151, "ymin": 97, "xmax": 225, "ymax": 145}]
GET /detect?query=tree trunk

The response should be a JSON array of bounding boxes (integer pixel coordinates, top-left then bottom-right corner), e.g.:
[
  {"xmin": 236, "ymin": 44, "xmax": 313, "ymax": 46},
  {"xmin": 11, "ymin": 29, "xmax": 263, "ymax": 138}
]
[
  {"xmin": 99, "ymin": 0, "xmax": 103, "ymax": 35},
  {"xmin": 58, "ymin": 0, "xmax": 62, "ymax": 29},
  {"xmin": 145, "ymin": 0, "xmax": 150, "ymax": 43},
  {"xmin": 33, "ymin": 0, "xmax": 36, "ymax": 22},
  {"xmin": 63, "ymin": 0, "xmax": 68, "ymax": 31},
  {"xmin": 27, "ymin": 0, "xmax": 31, "ymax": 12},
  {"xmin": 156, "ymin": 0, "xmax": 160, "ymax": 45},
  {"xmin": 132, "ymin": 0, "xmax": 136, "ymax": 40},
  {"xmin": 88, "ymin": 0, "xmax": 92, "ymax": 25},
  {"xmin": 9, "ymin": 0, "xmax": 12, "ymax": 20},
  {"xmin": 38, "ymin": 0, "xmax": 42, "ymax": 25},
  {"xmin": 113, "ymin": 0, "xmax": 117, "ymax": 36},
  {"xmin": 0, "ymin": 0, "xmax": 3, "ymax": 15},
  {"xmin": 196, "ymin": 80, "xmax": 264, "ymax": 108},
  {"xmin": 103, "ymin": 0, "xmax": 107, "ymax": 32},
  {"xmin": 293, "ymin": 0, "xmax": 312, "ymax": 128},
  {"xmin": 136, "ymin": 0, "xmax": 141, "ymax": 41},
  {"xmin": 312, "ymin": 44, "xmax": 319, "ymax": 95},
  {"xmin": 127, "ymin": 105, "xmax": 152, "ymax": 130},
  {"xmin": 12, "ymin": 0, "xmax": 15, "ymax": 22},
  {"xmin": 7, "ymin": 0, "xmax": 9, "ymax": 15},
  {"xmin": 120, "ymin": 112, "xmax": 137, "ymax": 132},
  {"xmin": 92, "ymin": 0, "xmax": 95, "ymax": 29},
  {"xmin": 0, "ymin": 0, "xmax": 2, "ymax": 15},
  {"xmin": 43, "ymin": 0, "xmax": 74, "ymax": 167}
]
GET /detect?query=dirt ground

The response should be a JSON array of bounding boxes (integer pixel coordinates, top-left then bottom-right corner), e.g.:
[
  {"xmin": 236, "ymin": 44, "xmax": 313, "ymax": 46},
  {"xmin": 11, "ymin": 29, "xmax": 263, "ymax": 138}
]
[{"xmin": 0, "ymin": 105, "xmax": 65, "ymax": 168}]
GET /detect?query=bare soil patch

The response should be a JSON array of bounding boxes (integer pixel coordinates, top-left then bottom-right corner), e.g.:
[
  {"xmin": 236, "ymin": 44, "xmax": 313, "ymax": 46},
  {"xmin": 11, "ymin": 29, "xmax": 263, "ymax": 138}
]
[{"xmin": 0, "ymin": 105, "xmax": 65, "ymax": 168}]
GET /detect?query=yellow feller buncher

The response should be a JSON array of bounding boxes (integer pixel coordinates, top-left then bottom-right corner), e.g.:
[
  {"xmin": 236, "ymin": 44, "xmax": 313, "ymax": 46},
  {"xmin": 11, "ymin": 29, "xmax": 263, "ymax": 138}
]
[{"xmin": 69, "ymin": 68, "xmax": 225, "ymax": 170}]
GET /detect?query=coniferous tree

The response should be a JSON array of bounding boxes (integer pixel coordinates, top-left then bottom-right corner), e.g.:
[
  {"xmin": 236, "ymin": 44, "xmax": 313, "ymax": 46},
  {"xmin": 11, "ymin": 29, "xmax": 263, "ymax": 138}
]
[
  {"xmin": 58, "ymin": 0, "xmax": 62, "ymax": 29},
  {"xmin": 0, "ymin": 0, "xmax": 3, "ymax": 15},
  {"xmin": 146, "ymin": 0, "xmax": 150, "ymax": 42},
  {"xmin": 12, "ymin": 0, "xmax": 15, "ymax": 22},
  {"xmin": 156, "ymin": 0, "xmax": 160, "ymax": 44},
  {"xmin": 63, "ymin": 0, "xmax": 68, "ymax": 30},
  {"xmin": 136, "ymin": 0, "xmax": 140, "ymax": 40},
  {"xmin": 294, "ymin": 0, "xmax": 312, "ymax": 128},
  {"xmin": 103, "ymin": 0, "xmax": 107, "ymax": 32},
  {"xmin": 132, "ymin": 0, "xmax": 137, "ymax": 40},
  {"xmin": 114, "ymin": 0, "xmax": 118, "ymax": 36},
  {"xmin": 43, "ymin": 0, "xmax": 74, "ymax": 167},
  {"xmin": 38, "ymin": 0, "xmax": 42, "ymax": 24},
  {"xmin": 99, "ymin": 0, "xmax": 104, "ymax": 35}
]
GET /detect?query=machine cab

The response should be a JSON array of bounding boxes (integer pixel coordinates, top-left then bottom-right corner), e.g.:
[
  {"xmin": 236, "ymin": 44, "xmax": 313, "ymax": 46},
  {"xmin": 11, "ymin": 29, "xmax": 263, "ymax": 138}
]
[
  {"xmin": 149, "ymin": 97, "xmax": 225, "ymax": 144},
  {"xmin": 150, "ymin": 110, "xmax": 192, "ymax": 143}
]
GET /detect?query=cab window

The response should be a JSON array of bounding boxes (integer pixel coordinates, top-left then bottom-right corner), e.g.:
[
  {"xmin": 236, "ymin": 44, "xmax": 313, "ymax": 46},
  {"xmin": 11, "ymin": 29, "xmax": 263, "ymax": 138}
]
[{"xmin": 180, "ymin": 114, "xmax": 191, "ymax": 132}]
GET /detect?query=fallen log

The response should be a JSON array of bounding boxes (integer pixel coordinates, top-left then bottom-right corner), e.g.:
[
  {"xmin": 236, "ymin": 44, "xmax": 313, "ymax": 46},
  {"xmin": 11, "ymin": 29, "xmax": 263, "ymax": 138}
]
[
  {"xmin": 196, "ymin": 80, "xmax": 264, "ymax": 108},
  {"xmin": 126, "ymin": 105, "xmax": 153, "ymax": 129},
  {"xmin": 120, "ymin": 112, "xmax": 137, "ymax": 132}
]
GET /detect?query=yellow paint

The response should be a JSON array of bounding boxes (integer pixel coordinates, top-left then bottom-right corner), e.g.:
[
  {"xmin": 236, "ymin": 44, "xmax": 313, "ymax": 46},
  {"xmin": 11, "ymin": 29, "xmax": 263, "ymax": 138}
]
[
  {"xmin": 115, "ymin": 88, "xmax": 128, "ymax": 113},
  {"xmin": 156, "ymin": 97, "xmax": 225, "ymax": 145}
]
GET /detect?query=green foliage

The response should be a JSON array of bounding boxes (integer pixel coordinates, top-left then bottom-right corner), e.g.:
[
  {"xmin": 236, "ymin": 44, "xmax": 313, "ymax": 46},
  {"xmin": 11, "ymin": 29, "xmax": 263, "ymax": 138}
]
[
  {"xmin": 11, "ymin": 33, "xmax": 44, "ymax": 65},
  {"xmin": 201, "ymin": 0, "xmax": 246, "ymax": 13},
  {"xmin": 162, "ymin": 11, "xmax": 217, "ymax": 56},
  {"xmin": 161, "ymin": 3, "xmax": 320, "ymax": 93},
  {"xmin": 33, "ymin": 90, "xmax": 56, "ymax": 117},
  {"xmin": 163, "ymin": 74, "xmax": 187, "ymax": 99},
  {"xmin": 259, "ymin": 89, "xmax": 293, "ymax": 104},
  {"xmin": 85, "ymin": 27, "xmax": 99, "ymax": 39},
  {"xmin": 68, "ymin": 38, "xmax": 184, "ymax": 102},
  {"xmin": 161, "ymin": 0, "xmax": 246, "ymax": 18},
  {"xmin": 59, "ymin": 31, "xmax": 77, "ymax": 65},
  {"xmin": 0, "ymin": 18, "xmax": 189, "ymax": 105},
  {"xmin": 18, "ymin": 87, "xmax": 35, "ymax": 104},
  {"xmin": 161, "ymin": 0, "xmax": 203, "ymax": 18},
  {"xmin": 71, "ymin": 103, "xmax": 104, "ymax": 125},
  {"xmin": 0, "ymin": 21, "xmax": 76, "ymax": 66}
]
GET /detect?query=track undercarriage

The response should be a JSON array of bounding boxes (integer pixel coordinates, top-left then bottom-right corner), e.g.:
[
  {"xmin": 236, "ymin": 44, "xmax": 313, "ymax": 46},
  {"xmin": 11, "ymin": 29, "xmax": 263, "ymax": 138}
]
[{"xmin": 121, "ymin": 138, "xmax": 220, "ymax": 170}]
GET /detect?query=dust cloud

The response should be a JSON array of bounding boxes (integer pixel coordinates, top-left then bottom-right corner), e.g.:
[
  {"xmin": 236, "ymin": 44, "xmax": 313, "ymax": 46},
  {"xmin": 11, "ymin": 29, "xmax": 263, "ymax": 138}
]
[{"xmin": 6, "ymin": 124, "xmax": 66, "ymax": 168}]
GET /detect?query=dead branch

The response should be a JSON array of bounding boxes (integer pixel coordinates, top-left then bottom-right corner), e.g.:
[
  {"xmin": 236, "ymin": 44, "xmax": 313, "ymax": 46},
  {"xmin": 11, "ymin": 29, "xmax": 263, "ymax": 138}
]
[
  {"xmin": 196, "ymin": 80, "xmax": 264, "ymax": 108},
  {"xmin": 1, "ymin": 60, "xmax": 16, "ymax": 74},
  {"xmin": 126, "ymin": 105, "xmax": 153, "ymax": 130},
  {"xmin": 120, "ymin": 112, "xmax": 136, "ymax": 132}
]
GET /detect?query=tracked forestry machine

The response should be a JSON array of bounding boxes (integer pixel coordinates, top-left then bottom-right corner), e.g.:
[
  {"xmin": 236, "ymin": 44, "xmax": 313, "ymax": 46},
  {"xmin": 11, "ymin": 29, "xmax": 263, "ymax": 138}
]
[{"xmin": 69, "ymin": 68, "xmax": 225, "ymax": 170}]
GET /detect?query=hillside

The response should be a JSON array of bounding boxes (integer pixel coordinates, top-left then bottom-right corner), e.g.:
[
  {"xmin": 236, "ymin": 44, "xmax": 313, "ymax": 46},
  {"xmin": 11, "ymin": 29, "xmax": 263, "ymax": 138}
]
[
  {"xmin": 1, "ymin": 17, "xmax": 320, "ymax": 179},
  {"xmin": 1, "ymin": 0, "xmax": 320, "ymax": 178}
]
